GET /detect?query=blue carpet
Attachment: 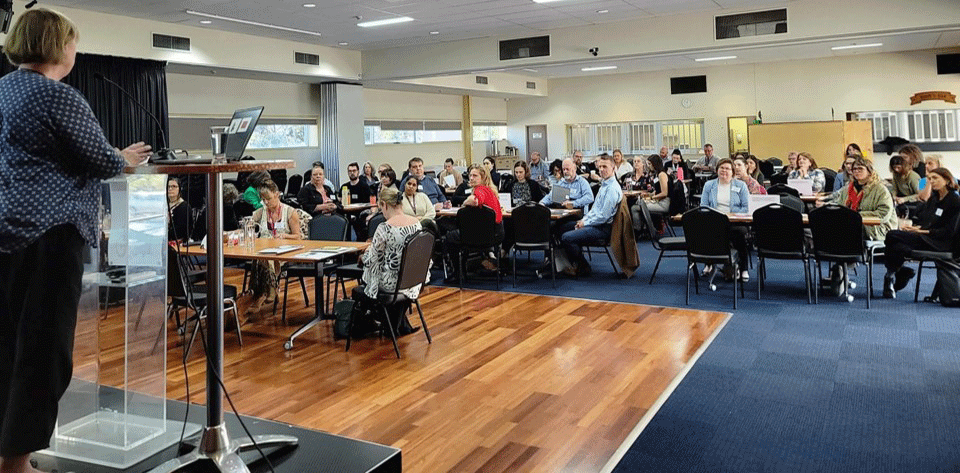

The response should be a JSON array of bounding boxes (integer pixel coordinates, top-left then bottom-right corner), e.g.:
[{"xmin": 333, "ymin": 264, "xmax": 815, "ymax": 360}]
[{"xmin": 431, "ymin": 237, "xmax": 960, "ymax": 472}]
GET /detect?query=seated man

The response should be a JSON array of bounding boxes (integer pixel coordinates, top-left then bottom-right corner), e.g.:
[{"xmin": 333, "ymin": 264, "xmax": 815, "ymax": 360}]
[
  {"xmin": 401, "ymin": 156, "xmax": 448, "ymax": 211},
  {"xmin": 340, "ymin": 161, "xmax": 372, "ymax": 240},
  {"xmin": 557, "ymin": 154, "xmax": 623, "ymax": 277},
  {"xmin": 539, "ymin": 158, "xmax": 594, "ymax": 210},
  {"xmin": 573, "ymin": 150, "xmax": 594, "ymax": 179},
  {"xmin": 528, "ymin": 151, "xmax": 550, "ymax": 184},
  {"xmin": 692, "ymin": 143, "xmax": 719, "ymax": 173},
  {"xmin": 437, "ymin": 158, "xmax": 463, "ymax": 192}
]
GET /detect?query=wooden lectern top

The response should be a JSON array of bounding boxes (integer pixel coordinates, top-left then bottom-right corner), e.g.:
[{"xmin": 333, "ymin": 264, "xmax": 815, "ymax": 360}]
[{"xmin": 123, "ymin": 159, "xmax": 295, "ymax": 175}]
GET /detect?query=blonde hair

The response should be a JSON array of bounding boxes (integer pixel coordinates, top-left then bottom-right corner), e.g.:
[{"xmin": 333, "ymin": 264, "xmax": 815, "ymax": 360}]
[
  {"xmin": 378, "ymin": 185, "xmax": 402, "ymax": 207},
  {"xmin": 3, "ymin": 9, "xmax": 78, "ymax": 66},
  {"xmin": 468, "ymin": 164, "xmax": 498, "ymax": 194}
]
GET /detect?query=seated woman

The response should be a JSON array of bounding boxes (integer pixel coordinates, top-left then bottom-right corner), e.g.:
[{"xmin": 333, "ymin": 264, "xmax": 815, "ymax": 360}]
[
  {"xmin": 297, "ymin": 164, "xmax": 341, "ymax": 216},
  {"xmin": 734, "ymin": 157, "xmax": 767, "ymax": 195},
  {"xmin": 444, "ymin": 164, "xmax": 504, "ymax": 279},
  {"xmin": 351, "ymin": 185, "xmax": 423, "ymax": 336},
  {"xmin": 788, "ymin": 152, "xmax": 826, "ymax": 193},
  {"xmin": 882, "ymin": 167, "xmax": 960, "ymax": 299},
  {"xmin": 746, "ymin": 155, "xmax": 765, "ymax": 185},
  {"xmin": 361, "ymin": 161, "xmax": 379, "ymax": 189},
  {"xmin": 482, "ymin": 156, "xmax": 501, "ymax": 188},
  {"xmin": 401, "ymin": 175, "xmax": 439, "ymax": 236},
  {"xmin": 505, "ymin": 160, "xmax": 545, "ymax": 206},
  {"xmin": 245, "ymin": 180, "xmax": 302, "ymax": 320},
  {"xmin": 665, "ymin": 149, "xmax": 692, "ymax": 181},
  {"xmin": 547, "ymin": 159, "xmax": 563, "ymax": 188},
  {"xmin": 167, "ymin": 177, "xmax": 191, "ymax": 243},
  {"xmin": 222, "ymin": 183, "xmax": 241, "ymax": 232},
  {"xmin": 889, "ymin": 154, "xmax": 921, "ymax": 215},
  {"xmin": 700, "ymin": 158, "xmax": 751, "ymax": 282},
  {"xmin": 242, "ymin": 171, "xmax": 271, "ymax": 209},
  {"xmin": 364, "ymin": 167, "xmax": 400, "ymax": 229},
  {"xmin": 833, "ymin": 152, "xmax": 859, "ymax": 192},
  {"xmin": 621, "ymin": 155, "xmax": 652, "ymax": 191}
]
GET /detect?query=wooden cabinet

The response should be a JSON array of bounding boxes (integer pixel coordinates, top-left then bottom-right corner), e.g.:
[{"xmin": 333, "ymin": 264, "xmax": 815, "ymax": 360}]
[{"xmin": 748, "ymin": 120, "xmax": 872, "ymax": 170}]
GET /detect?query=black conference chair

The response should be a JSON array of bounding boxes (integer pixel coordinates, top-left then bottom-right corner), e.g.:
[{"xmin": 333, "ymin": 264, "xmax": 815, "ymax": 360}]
[
  {"xmin": 752, "ymin": 203, "xmax": 812, "ymax": 303},
  {"xmin": 821, "ymin": 168, "xmax": 837, "ymax": 193},
  {"xmin": 682, "ymin": 206, "xmax": 744, "ymax": 309},
  {"xmin": 510, "ymin": 202, "xmax": 555, "ymax": 287},
  {"xmin": 808, "ymin": 204, "xmax": 882, "ymax": 308},
  {"xmin": 639, "ymin": 199, "xmax": 686, "ymax": 285},
  {"xmin": 758, "ymin": 160, "xmax": 776, "ymax": 183},
  {"xmin": 276, "ymin": 214, "xmax": 349, "ymax": 321},
  {"xmin": 910, "ymin": 216, "xmax": 960, "ymax": 302},
  {"xmin": 286, "ymin": 174, "xmax": 303, "ymax": 197},
  {"xmin": 579, "ymin": 199, "xmax": 626, "ymax": 276},
  {"xmin": 454, "ymin": 205, "xmax": 502, "ymax": 289},
  {"xmin": 346, "ymin": 230, "xmax": 434, "ymax": 359}
]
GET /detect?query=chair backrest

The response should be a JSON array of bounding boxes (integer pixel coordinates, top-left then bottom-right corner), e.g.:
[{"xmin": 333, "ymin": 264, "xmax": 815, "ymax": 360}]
[
  {"xmin": 768, "ymin": 173, "xmax": 788, "ymax": 186},
  {"xmin": 233, "ymin": 200, "xmax": 254, "ymax": 219},
  {"xmin": 499, "ymin": 173, "xmax": 516, "ymax": 193},
  {"xmin": 767, "ymin": 183, "xmax": 800, "ymax": 198},
  {"xmin": 287, "ymin": 174, "xmax": 303, "ymax": 196},
  {"xmin": 392, "ymin": 230, "xmax": 436, "ymax": 297},
  {"xmin": 766, "ymin": 157, "xmax": 783, "ymax": 167},
  {"xmin": 638, "ymin": 199, "xmax": 662, "ymax": 245},
  {"xmin": 667, "ymin": 177, "xmax": 687, "ymax": 215},
  {"xmin": 457, "ymin": 205, "xmax": 498, "ymax": 247},
  {"xmin": 510, "ymin": 202, "xmax": 551, "ymax": 245},
  {"xmin": 309, "ymin": 213, "xmax": 349, "ymax": 241},
  {"xmin": 821, "ymin": 168, "xmax": 837, "ymax": 193},
  {"xmin": 758, "ymin": 160, "xmax": 775, "ymax": 181},
  {"xmin": 808, "ymin": 203, "xmax": 864, "ymax": 258},
  {"xmin": 270, "ymin": 169, "xmax": 288, "ymax": 194},
  {"xmin": 367, "ymin": 212, "xmax": 387, "ymax": 239},
  {"xmin": 681, "ymin": 206, "xmax": 732, "ymax": 259},
  {"xmin": 302, "ymin": 170, "xmax": 312, "ymax": 188},
  {"xmin": 167, "ymin": 246, "xmax": 192, "ymax": 304},
  {"xmin": 753, "ymin": 203, "xmax": 805, "ymax": 254}
]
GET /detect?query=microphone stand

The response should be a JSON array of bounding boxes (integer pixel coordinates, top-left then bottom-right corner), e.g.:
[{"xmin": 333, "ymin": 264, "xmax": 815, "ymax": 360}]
[{"xmin": 93, "ymin": 73, "xmax": 176, "ymax": 162}]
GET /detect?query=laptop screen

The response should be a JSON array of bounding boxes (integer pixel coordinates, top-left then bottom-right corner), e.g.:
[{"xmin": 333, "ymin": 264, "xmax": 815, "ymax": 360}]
[{"xmin": 224, "ymin": 106, "xmax": 264, "ymax": 160}]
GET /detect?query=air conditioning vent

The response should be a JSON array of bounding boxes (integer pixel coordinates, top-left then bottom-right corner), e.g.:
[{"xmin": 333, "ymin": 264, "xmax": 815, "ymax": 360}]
[
  {"xmin": 500, "ymin": 35, "xmax": 550, "ymax": 61},
  {"xmin": 153, "ymin": 33, "xmax": 191, "ymax": 51},
  {"xmin": 526, "ymin": 81, "xmax": 536, "ymax": 89},
  {"xmin": 476, "ymin": 76, "xmax": 488, "ymax": 85},
  {"xmin": 295, "ymin": 51, "xmax": 320, "ymax": 65},
  {"xmin": 715, "ymin": 9, "xmax": 787, "ymax": 40}
]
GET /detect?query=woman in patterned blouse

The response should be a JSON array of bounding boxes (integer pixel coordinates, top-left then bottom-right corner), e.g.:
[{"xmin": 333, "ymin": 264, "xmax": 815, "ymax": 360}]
[
  {"xmin": 621, "ymin": 155, "xmax": 652, "ymax": 191},
  {"xmin": 0, "ymin": 9, "xmax": 151, "ymax": 471},
  {"xmin": 353, "ymin": 185, "xmax": 423, "ymax": 336},
  {"xmin": 734, "ymin": 157, "xmax": 767, "ymax": 195},
  {"xmin": 788, "ymin": 152, "xmax": 826, "ymax": 193}
]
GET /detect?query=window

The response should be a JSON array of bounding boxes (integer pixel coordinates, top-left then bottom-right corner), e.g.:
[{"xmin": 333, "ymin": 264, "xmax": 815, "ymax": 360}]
[
  {"xmin": 364, "ymin": 120, "xmax": 462, "ymax": 144},
  {"xmin": 246, "ymin": 124, "xmax": 318, "ymax": 149},
  {"xmin": 473, "ymin": 121, "xmax": 508, "ymax": 142},
  {"xmin": 567, "ymin": 119, "xmax": 704, "ymax": 156},
  {"xmin": 853, "ymin": 109, "xmax": 959, "ymax": 145}
]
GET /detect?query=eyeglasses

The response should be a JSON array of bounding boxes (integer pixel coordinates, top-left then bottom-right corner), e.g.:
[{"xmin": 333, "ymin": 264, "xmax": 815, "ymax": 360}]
[{"xmin": 851, "ymin": 166, "xmax": 867, "ymax": 172}]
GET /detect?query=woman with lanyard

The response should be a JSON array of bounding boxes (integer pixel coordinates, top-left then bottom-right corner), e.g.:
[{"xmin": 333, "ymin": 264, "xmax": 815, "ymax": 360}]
[
  {"xmin": 246, "ymin": 180, "xmax": 302, "ymax": 320},
  {"xmin": 0, "ymin": 9, "xmax": 152, "ymax": 471}
]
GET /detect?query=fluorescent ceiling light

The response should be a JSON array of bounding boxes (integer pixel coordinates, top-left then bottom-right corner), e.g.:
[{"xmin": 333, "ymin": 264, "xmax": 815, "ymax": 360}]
[
  {"xmin": 831, "ymin": 43, "xmax": 883, "ymax": 50},
  {"xmin": 430, "ymin": 31, "xmax": 440, "ymax": 35},
  {"xmin": 596, "ymin": 9, "xmax": 609, "ymax": 13},
  {"xmin": 199, "ymin": 20, "xmax": 212, "ymax": 25},
  {"xmin": 522, "ymin": 68, "xmax": 539, "ymax": 73},
  {"xmin": 338, "ymin": 42, "xmax": 349, "ymax": 45},
  {"xmin": 695, "ymin": 55, "xmax": 737, "ymax": 62},
  {"xmin": 581, "ymin": 65, "xmax": 617, "ymax": 71},
  {"xmin": 303, "ymin": 3, "xmax": 316, "ymax": 7},
  {"xmin": 357, "ymin": 16, "xmax": 414, "ymax": 27},
  {"xmin": 185, "ymin": 10, "xmax": 321, "ymax": 36},
  {"xmin": 532, "ymin": 0, "xmax": 566, "ymax": 3}
]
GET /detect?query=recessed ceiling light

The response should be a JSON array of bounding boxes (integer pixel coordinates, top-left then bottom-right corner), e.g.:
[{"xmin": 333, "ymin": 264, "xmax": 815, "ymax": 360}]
[
  {"xmin": 199, "ymin": 20, "xmax": 212, "ymax": 25},
  {"xmin": 430, "ymin": 31, "xmax": 440, "ymax": 35},
  {"xmin": 581, "ymin": 65, "xmax": 617, "ymax": 71},
  {"xmin": 831, "ymin": 43, "xmax": 883, "ymax": 50},
  {"xmin": 522, "ymin": 68, "xmax": 539, "ymax": 73},
  {"xmin": 694, "ymin": 55, "xmax": 737, "ymax": 62},
  {"xmin": 596, "ymin": 9, "xmax": 609, "ymax": 13},
  {"xmin": 338, "ymin": 42, "xmax": 348, "ymax": 45},
  {"xmin": 302, "ymin": 3, "xmax": 316, "ymax": 7},
  {"xmin": 357, "ymin": 16, "xmax": 414, "ymax": 27},
  {"xmin": 186, "ymin": 10, "xmax": 321, "ymax": 36}
]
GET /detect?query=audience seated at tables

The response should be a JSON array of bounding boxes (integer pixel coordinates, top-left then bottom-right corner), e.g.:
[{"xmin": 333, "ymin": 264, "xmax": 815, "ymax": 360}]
[
  {"xmin": 361, "ymin": 161, "xmax": 379, "ymax": 189},
  {"xmin": 612, "ymin": 149, "xmax": 633, "ymax": 179},
  {"xmin": 899, "ymin": 144, "xmax": 926, "ymax": 178},
  {"xmin": 890, "ymin": 154, "xmax": 921, "ymax": 213},
  {"xmin": 788, "ymin": 152, "xmax": 826, "ymax": 193},
  {"xmin": 882, "ymin": 167, "xmax": 960, "ymax": 299},
  {"xmin": 370, "ymin": 163, "xmax": 395, "ymax": 196},
  {"xmin": 692, "ymin": 143, "xmax": 719, "ymax": 173},
  {"xmin": 700, "ymin": 158, "xmax": 751, "ymax": 282},
  {"xmin": 658, "ymin": 146, "xmax": 670, "ymax": 166},
  {"xmin": 734, "ymin": 157, "xmax": 767, "ymax": 195},
  {"xmin": 783, "ymin": 151, "xmax": 799, "ymax": 174},
  {"xmin": 310, "ymin": 160, "xmax": 336, "ymax": 189},
  {"xmin": 167, "ymin": 177, "xmax": 190, "ymax": 243},
  {"xmin": 351, "ymin": 185, "xmax": 423, "ymax": 336},
  {"xmin": 540, "ymin": 158, "xmax": 594, "ymax": 209},
  {"xmin": 631, "ymin": 155, "xmax": 672, "ymax": 224},
  {"xmin": 402, "ymin": 157, "xmax": 448, "ymax": 210},
  {"xmin": 834, "ymin": 151, "xmax": 860, "ymax": 192},
  {"xmin": 845, "ymin": 142, "xmax": 862, "ymax": 157},
  {"xmin": 364, "ymin": 167, "xmax": 399, "ymax": 226},
  {"xmin": 482, "ymin": 156, "xmax": 501, "ymax": 188},
  {"xmin": 444, "ymin": 164, "xmax": 504, "ymax": 278},
  {"xmin": 528, "ymin": 151, "xmax": 550, "ymax": 185},
  {"xmin": 401, "ymin": 176, "xmax": 436, "ymax": 221},
  {"xmin": 547, "ymin": 159, "xmax": 563, "ymax": 188},
  {"xmin": 557, "ymin": 154, "xmax": 623, "ymax": 277},
  {"xmin": 222, "ymin": 183, "xmax": 241, "ymax": 232},
  {"xmin": 621, "ymin": 155, "xmax": 652, "ymax": 191},
  {"xmin": 437, "ymin": 157, "xmax": 463, "ymax": 192},
  {"xmin": 664, "ymin": 148, "xmax": 692, "ymax": 181},
  {"xmin": 340, "ymin": 161, "xmax": 372, "ymax": 205},
  {"xmin": 242, "ymin": 170, "xmax": 271, "ymax": 210},
  {"xmin": 298, "ymin": 164, "xmax": 341, "ymax": 217},
  {"xmin": 505, "ymin": 160, "xmax": 545, "ymax": 206},
  {"xmin": 746, "ymin": 155, "xmax": 765, "ymax": 185},
  {"xmin": 245, "ymin": 180, "xmax": 302, "ymax": 321},
  {"xmin": 573, "ymin": 150, "xmax": 594, "ymax": 178}
]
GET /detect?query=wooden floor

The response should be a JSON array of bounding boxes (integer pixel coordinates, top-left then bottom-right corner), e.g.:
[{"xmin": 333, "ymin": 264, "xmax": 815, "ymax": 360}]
[{"xmin": 78, "ymin": 268, "xmax": 729, "ymax": 473}]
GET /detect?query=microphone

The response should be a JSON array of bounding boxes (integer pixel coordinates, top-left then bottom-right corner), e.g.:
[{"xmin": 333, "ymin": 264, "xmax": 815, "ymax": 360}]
[{"xmin": 93, "ymin": 72, "xmax": 174, "ymax": 162}]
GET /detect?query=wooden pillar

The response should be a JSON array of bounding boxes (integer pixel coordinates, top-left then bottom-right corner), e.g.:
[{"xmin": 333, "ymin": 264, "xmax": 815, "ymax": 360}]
[{"xmin": 461, "ymin": 95, "xmax": 473, "ymax": 166}]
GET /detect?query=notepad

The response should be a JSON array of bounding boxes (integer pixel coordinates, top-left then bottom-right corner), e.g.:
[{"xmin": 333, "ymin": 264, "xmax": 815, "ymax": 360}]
[
  {"xmin": 257, "ymin": 245, "xmax": 304, "ymax": 254},
  {"xmin": 748, "ymin": 194, "xmax": 780, "ymax": 215},
  {"xmin": 787, "ymin": 179, "xmax": 814, "ymax": 196},
  {"xmin": 296, "ymin": 250, "xmax": 342, "ymax": 260},
  {"xmin": 444, "ymin": 174, "xmax": 456, "ymax": 187}
]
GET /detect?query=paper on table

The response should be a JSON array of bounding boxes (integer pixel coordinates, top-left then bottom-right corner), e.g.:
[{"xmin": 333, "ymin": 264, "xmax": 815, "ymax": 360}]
[
  {"xmin": 257, "ymin": 245, "xmax": 304, "ymax": 254},
  {"xmin": 787, "ymin": 179, "xmax": 814, "ymax": 196},
  {"xmin": 444, "ymin": 174, "xmax": 456, "ymax": 187},
  {"xmin": 498, "ymin": 193, "xmax": 512, "ymax": 211},
  {"xmin": 296, "ymin": 250, "xmax": 342, "ymax": 260},
  {"xmin": 748, "ymin": 194, "xmax": 780, "ymax": 215}
]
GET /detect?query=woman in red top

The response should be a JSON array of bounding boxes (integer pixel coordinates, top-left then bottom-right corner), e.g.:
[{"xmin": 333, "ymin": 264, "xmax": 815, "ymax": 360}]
[{"xmin": 443, "ymin": 164, "xmax": 504, "ymax": 280}]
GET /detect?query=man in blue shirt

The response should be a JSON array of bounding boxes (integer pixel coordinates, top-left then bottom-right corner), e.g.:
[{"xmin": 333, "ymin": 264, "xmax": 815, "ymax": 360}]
[
  {"xmin": 540, "ymin": 158, "xmax": 594, "ymax": 209},
  {"xmin": 528, "ymin": 151, "xmax": 550, "ymax": 184},
  {"xmin": 401, "ymin": 157, "xmax": 447, "ymax": 211},
  {"xmin": 558, "ymin": 154, "xmax": 623, "ymax": 277}
]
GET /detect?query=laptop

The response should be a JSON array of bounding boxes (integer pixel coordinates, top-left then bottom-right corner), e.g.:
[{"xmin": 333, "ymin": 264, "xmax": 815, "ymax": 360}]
[
  {"xmin": 152, "ymin": 106, "xmax": 264, "ymax": 165},
  {"xmin": 787, "ymin": 178, "xmax": 814, "ymax": 196}
]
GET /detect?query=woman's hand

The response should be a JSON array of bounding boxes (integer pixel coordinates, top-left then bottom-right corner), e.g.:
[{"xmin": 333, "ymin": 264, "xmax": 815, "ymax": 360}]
[{"xmin": 120, "ymin": 142, "xmax": 152, "ymax": 165}]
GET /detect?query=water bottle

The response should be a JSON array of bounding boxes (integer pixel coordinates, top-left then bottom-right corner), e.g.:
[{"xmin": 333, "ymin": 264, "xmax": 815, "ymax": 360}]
[
  {"xmin": 243, "ymin": 217, "xmax": 256, "ymax": 251},
  {"xmin": 342, "ymin": 186, "xmax": 350, "ymax": 205}
]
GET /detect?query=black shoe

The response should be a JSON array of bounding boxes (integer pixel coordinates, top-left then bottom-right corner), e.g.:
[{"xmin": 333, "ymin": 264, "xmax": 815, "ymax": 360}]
[
  {"xmin": 923, "ymin": 295, "xmax": 940, "ymax": 304},
  {"xmin": 893, "ymin": 267, "xmax": 916, "ymax": 292},
  {"xmin": 579, "ymin": 262, "xmax": 592, "ymax": 277},
  {"xmin": 398, "ymin": 325, "xmax": 421, "ymax": 336},
  {"xmin": 882, "ymin": 272, "xmax": 896, "ymax": 299}
]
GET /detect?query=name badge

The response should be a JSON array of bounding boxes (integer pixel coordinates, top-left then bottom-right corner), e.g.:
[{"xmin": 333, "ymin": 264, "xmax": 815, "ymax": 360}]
[
  {"xmin": 351, "ymin": 194, "xmax": 359, "ymax": 200},
  {"xmin": 465, "ymin": 188, "xmax": 473, "ymax": 195},
  {"xmin": 936, "ymin": 208, "xmax": 944, "ymax": 217},
  {"xmin": 418, "ymin": 185, "xmax": 424, "ymax": 191}
]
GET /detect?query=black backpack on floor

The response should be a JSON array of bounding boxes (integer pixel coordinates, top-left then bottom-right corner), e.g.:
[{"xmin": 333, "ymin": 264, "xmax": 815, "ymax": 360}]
[{"xmin": 935, "ymin": 260, "xmax": 960, "ymax": 307}]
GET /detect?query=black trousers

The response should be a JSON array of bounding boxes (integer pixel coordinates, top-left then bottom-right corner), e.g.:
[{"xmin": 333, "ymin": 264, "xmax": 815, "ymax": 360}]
[
  {"xmin": 0, "ymin": 224, "xmax": 84, "ymax": 456},
  {"xmin": 884, "ymin": 230, "xmax": 937, "ymax": 273}
]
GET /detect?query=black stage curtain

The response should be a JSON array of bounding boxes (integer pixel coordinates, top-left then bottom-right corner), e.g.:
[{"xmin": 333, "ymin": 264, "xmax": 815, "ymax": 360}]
[{"xmin": 0, "ymin": 51, "xmax": 169, "ymax": 151}]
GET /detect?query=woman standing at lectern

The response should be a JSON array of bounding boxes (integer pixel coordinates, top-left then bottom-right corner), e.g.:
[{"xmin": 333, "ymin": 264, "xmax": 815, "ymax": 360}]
[{"xmin": 0, "ymin": 9, "xmax": 151, "ymax": 473}]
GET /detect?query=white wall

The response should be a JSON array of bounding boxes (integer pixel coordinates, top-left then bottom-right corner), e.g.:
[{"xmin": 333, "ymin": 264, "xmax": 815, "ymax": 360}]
[
  {"xmin": 363, "ymin": 88, "xmax": 508, "ymax": 172},
  {"xmin": 506, "ymin": 49, "xmax": 960, "ymax": 179}
]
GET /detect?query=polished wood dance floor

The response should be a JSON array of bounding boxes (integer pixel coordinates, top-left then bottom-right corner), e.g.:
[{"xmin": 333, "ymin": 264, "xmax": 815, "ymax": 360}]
[{"xmin": 82, "ymin": 270, "xmax": 729, "ymax": 473}]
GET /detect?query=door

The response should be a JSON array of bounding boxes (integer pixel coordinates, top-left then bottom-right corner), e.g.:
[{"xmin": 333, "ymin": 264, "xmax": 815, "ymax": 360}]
[
  {"xmin": 526, "ymin": 125, "xmax": 548, "ymax": 162},
  {"xmin": 727, "ymin": 116, "xmax": 753, "ymax": 156}
]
